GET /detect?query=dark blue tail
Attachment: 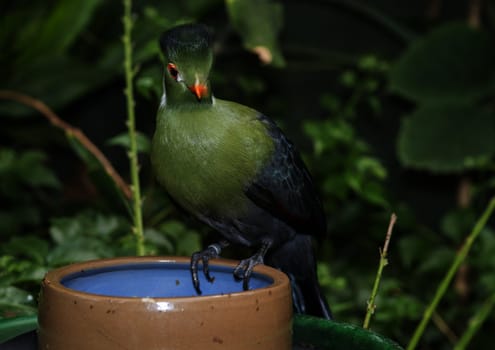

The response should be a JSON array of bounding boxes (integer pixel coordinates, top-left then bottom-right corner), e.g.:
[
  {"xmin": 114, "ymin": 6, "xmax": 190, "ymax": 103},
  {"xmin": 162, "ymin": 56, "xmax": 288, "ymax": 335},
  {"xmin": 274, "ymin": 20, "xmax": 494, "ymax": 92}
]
[{"xmin": 266, "ymin": 234, "xmax": 332, "ymax": 320}]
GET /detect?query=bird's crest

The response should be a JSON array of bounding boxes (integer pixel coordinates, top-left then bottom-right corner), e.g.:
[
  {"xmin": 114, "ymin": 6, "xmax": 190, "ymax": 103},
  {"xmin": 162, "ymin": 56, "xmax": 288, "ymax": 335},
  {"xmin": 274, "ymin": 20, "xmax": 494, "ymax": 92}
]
[{"xmin": 160, "ymin": 23, "xmax": 212, "ymax": 62}]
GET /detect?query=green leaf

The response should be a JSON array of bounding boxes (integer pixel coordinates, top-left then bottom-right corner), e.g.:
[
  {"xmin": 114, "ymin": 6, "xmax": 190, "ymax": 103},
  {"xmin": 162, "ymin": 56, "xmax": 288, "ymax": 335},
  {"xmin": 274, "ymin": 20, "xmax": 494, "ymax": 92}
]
[
  {"xmin": 1, "ymin": 1, "xmax": 100, "ymax": 68},
  {"xmin": 398, "ymin": 236, "xmax": 433, "ymax": 269},
  {"xmin": 136, "ymin": 66, "xmax": 162, "ymax": 99},
  {"xmin": 357, "ymin": 181, "xmax": 389, "ymax": 208},
  {"xmin": 340, "ymin": 70, "xmax": 357, "ymax": 87},
  {"xmin": 317, "ymin": 263, "xmax": 347, "ymax": 291},
  {"xmin": 144, "ymin": 228, "xmax": 174, "ymax": 253},
  {"xmin": 175, "ymin": 230, "xmax": 201, "ymax": 256},
  {"xmin": 1, "ymin": 56, "xmax": 114, "ymax": 117},
  {"xmin": 1, "ymin": 237, "xmax": 50, "ymax": 265},
  {"xmin": 389, "ymin": 22, "xmax": 495, "ymax": 103},
  {"xmin": 367, "ymin": 96, "xmax": 382, "ymax": 115},
  {"xmin": 304, "ymin": 119, "xmax": 356, "ymax": 155},
  {"xmin": 320, "ymin": 94, "xmax": 341, "ymax": 113},
  {"xmin": 226, "ymin": 0, "xmax": 285, "ymax": 67},
  {"xmin": 49, "ymin": 218, "xmax": 81, "ymax": 244},
  {"xmin": 107, "ymin": 132, "xmax": 151, "ymax": 153},
  {"xmin": 397, "ymin": 103, "xmax": 495, "ymax": 172},
  {"xmin": 0, "ymin": 287, "xmax": 37, "ymax": 318},
  {"xmin": 65, "ymin": 135, "xmax": 100, "ymax": 171},
  {"xmin": 0, "ymin": 287, "xmax": 34, "ymax": 305},
  {"xmin": 0, "ymin": 254, "xmax": 47, "ymax": 284},
  {"xmin": 159, "ymin": 220, "xmax": 186, "ymax": 239},
  {"xmin": 293, "ymin": 315, "xmax": 404, "ymax": 350},
  {"xmin": 159, "ymin": 220, "xmax": 202, "ymax": 256},
  {"xmin": 0, "ymin": 149, "xmax": 60, "ymax": 191},
  {"xmin": 472, "ymin": 228, "xmax": 495, "ymax": 287},
  {"xmin": 57, "ymin": 0, "xmax": 100, "ymax": 40},
  {"xmin": 17, "ymin": 151, "xmax": 60, "ymax": 188},
  {"xmin": 375, "ymin": 291, "xmax": 422, "ymax": 322},
  {"xmin": 45, "ymin": 211, "xmax": 131, "ymax": 264},
  {"xmin": 0, "ymin": 315, "xmax": 38, "ymax": 343},
  {"xmin": 356, "ymin": 157, "xmax": 387, "ymax": 180},
  {"xmin": 47, "ymin": 240, "xmax": 110, "ymax": 265},
  {"xmin": 50, "ymin": 212, "xmax": 126, "ymax": 241},
  {"xmin": 417, "ymin": 247, "xmax": 454, "ymax": 274},
  {"xmin": 16, "ymin": 0, "xmax": 103, "ymax": 62},
  {"xmin": 441, "ymin": 209, "xmax": 476, "ymax": 243}
]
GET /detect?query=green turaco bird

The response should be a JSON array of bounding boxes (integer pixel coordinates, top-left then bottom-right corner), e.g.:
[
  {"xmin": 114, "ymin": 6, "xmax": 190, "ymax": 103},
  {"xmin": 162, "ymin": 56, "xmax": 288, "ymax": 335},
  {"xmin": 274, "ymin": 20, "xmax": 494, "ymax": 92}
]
[{"xmin": 151, "ymin": 23, "xmax": 332, "ymax": 319}]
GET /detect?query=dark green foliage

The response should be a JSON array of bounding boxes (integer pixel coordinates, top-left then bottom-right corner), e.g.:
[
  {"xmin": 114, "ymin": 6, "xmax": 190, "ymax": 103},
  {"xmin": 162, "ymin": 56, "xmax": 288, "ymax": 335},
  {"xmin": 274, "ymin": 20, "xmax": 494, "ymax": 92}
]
[
  {"xmin": 0, "ymin": 211, "xmax": 133, "ymax": 317},
  {"xmin": 305, "ymin": 118, "xmax": 388, "ymax": 208},
  {"xmin": 389, "ymin": 23, "xmax": 495, "ymax": 104},
  {"xmin": 398, "ymin": 103, "xmax": 495, "ymax": 172},
  {"xmin": 1, "ymin": 1, "xmax": 495, "ymax": 349},
  {"xmin": 0, "ymin": 149, "xmax": 59, "ymax": 236},
  {"xmin": 0, "ymin": 149, "xmax": 60, "ymax": 193},
  {"xmin": 107, "ymin": 132, "xmax": 152, "ymax": 153},
  {"xmin": 1, "ymin": 1, "xmax": 112, "ymax": 116},
  {"xmin": 391, "ymin": 22, "xmax": 495, "ymax": 173}
]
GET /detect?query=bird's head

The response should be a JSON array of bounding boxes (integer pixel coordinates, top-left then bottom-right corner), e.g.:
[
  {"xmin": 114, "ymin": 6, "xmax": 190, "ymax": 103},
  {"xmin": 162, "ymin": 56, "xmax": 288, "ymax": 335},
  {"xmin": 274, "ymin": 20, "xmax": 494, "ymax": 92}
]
[{"xmin": 159, "ymin": 24, "xmax": 213, "ymax": 105}]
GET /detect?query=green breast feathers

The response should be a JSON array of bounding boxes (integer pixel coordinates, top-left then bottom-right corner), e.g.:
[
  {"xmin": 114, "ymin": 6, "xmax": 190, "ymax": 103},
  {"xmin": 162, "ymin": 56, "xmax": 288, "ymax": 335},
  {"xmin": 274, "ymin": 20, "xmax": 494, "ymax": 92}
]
[{"xmin": 151, "ymin": 99, "xmax": 274, "ymax": 217}]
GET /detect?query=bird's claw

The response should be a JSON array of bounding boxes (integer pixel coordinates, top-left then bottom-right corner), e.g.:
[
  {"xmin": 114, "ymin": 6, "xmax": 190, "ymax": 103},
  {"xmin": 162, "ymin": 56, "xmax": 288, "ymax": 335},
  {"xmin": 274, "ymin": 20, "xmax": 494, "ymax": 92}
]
[
  {"xmin": 190, "ymin": 242, "xmax": 225, "ymax": 294},
  {"xmin": 233, "ymin": 254, "xmax": 264, "ymax": 291}
]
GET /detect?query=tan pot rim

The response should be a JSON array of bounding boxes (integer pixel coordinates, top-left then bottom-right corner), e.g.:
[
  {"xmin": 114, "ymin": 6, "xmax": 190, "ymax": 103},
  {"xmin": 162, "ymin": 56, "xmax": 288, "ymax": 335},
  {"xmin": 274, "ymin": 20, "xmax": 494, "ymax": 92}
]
[
  {"xmin": 42, "ymin": 255, "xmax": 289, "ymax": 302},
  {"xmin": 39, "ymin": 256, "xmax": 293, "ymax": 350}
]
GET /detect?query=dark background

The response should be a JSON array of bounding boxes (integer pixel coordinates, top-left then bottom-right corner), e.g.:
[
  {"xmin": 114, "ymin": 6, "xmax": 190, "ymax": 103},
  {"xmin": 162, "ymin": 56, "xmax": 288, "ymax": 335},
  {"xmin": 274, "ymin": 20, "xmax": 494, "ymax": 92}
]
[{"xmin": 1, "ymin": 1, "xmax": 495, "ymax": 349}]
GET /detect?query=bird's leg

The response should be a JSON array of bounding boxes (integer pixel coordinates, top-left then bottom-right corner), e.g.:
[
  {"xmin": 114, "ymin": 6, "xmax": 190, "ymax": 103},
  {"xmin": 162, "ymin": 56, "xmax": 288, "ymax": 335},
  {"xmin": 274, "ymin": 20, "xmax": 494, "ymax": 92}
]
[
  {"xmin": 233, "ymin": 238, "xmax": 273, "ymax": 290},
  {"xmin": 191, "ymin": 240, "xmax": 230, "ymax": 294}
]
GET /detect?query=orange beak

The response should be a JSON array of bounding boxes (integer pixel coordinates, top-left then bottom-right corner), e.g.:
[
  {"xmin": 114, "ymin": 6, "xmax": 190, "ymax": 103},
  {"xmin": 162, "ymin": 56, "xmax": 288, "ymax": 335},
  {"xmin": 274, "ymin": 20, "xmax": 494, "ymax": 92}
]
[{"xmin": 189, "ymin": 83, "xmax": 209, "ymax": 100}]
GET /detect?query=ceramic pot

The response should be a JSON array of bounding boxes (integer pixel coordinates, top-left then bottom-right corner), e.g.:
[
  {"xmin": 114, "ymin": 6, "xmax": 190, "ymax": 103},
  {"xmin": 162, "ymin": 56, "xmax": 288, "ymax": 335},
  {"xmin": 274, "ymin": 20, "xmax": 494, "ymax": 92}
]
[{"xmin": 38, "ymin": 256, "xmax": 292, "ymax": 350}]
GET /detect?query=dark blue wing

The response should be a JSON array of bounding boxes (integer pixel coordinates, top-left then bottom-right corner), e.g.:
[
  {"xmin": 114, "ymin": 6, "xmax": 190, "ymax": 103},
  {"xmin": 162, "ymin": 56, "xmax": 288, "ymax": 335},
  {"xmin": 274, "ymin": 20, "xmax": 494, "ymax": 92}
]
[{"xmin": 244, "ymin": 114, "xmax": 327, "ymax": 237}]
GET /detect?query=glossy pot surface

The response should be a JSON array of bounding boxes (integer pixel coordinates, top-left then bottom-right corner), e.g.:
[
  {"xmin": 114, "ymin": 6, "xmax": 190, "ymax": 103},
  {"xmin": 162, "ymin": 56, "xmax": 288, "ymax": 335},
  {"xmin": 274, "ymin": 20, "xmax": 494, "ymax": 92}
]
[{"xmin": 38, "ymin": 256, "xmax": 292, "ymax": 350}]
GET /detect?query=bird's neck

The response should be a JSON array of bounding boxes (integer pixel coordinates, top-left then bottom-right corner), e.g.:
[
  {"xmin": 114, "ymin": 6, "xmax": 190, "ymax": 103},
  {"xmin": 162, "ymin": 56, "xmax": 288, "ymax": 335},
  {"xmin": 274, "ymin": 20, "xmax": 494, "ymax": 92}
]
[{"xmin": 162, "ymin": 78, "xmax": 213, "ymax": 107}]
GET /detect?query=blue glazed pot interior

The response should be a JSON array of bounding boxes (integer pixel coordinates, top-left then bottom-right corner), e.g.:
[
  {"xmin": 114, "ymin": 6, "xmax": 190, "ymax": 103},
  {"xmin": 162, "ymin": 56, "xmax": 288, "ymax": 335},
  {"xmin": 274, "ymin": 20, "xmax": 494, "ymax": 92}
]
[{"xmin": 61, "ymin": 261, "xmax": 273, "ymax": 297}]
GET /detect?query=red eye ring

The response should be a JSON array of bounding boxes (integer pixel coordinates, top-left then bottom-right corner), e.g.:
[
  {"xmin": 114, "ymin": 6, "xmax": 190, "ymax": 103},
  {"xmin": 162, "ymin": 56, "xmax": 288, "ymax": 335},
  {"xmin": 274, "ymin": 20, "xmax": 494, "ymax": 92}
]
[{"xmin": 167, "ymin": 63, "xmax": 179, "ymax": 80}]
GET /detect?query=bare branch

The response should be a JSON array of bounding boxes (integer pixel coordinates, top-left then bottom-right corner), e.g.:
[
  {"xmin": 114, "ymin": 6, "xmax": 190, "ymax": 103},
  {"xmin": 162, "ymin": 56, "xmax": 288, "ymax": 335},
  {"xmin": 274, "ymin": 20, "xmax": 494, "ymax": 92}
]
[{"xmin": 0, "ymin": 90, "xmax": 132, "ymax": 200}]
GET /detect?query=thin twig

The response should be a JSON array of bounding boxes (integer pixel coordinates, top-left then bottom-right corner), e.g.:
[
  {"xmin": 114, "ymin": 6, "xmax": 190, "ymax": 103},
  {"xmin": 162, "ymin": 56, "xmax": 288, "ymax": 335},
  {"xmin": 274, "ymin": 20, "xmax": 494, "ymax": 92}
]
[
  {"xmin": 432, "ymin": 311, "xmax": 458, "ymax": 345},
  {"xmin": 0, "ymin": 90, "xmax": 132, "ymax": 200},
  {"xmin": 122, "ymin": 0, "xmax": 145, "ymax": 256},
  {"xmin": 407, "ymin": 196, "xmax": 495, "ymax": 350},
  {"xmin": 363, "ymin": 213, "xmax": 397, "ymax": 329}
]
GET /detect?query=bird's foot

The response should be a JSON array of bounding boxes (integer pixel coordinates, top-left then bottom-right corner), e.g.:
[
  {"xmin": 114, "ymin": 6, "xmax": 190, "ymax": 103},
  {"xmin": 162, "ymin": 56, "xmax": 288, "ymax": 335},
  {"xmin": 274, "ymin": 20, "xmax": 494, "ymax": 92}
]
[
  {"xmin": 191, "ymin": 240, "xmax": 229, "ymax": 294},
  {"xmin": 233, "ymin": 239, "xmax": 273, "ymax": 290},
  {"xmin": 233, "ymin": 254, "xmax": 265, "ymax": 290}
]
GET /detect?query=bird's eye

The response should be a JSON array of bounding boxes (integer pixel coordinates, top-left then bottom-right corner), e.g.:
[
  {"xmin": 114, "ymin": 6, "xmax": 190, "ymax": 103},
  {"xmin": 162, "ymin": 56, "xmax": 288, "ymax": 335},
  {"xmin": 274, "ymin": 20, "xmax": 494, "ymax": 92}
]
[{"xmin": 167, "ymin": 63, "xmax": 179, "ymax": 81}]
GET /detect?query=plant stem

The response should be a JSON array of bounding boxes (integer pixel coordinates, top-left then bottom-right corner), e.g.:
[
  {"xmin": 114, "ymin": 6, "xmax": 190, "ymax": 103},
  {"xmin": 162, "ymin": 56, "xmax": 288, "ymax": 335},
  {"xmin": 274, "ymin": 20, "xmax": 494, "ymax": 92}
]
[
  {"xmin": 454, "ymin": 292, "xmax": 495, "ymax": 350},
  {"xmin": 363, "ymin": 213, "xmax": 397, "ymax": 329},
  {"xmin": 407, "ymin": 196, "xmax": 495, "ymax": 350},
  {"xmin": 432, "ymin": 311, "xmax": 457, "ymax": 345},
  {"xmin": 122, "ymin": 0, "xmax": 145, "ymax": 256}
]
